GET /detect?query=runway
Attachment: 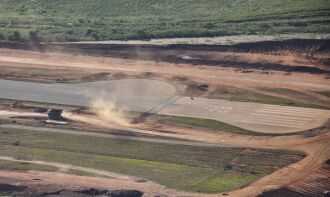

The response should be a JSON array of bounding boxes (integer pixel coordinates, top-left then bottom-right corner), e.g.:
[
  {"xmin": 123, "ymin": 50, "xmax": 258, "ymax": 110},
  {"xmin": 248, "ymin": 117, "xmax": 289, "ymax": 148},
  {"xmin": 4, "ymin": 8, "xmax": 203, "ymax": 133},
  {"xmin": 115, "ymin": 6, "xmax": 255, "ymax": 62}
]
[
  {"xmin": 0, "ymin": 79, "xmax": 329, "ymax": 133},
  {"xmin": 159, "ymin": 97, "xmax": 330, "ymax": 133},
  {"xmin": 0, "ymin": 79, "xmax": 176, "ymax": 112}
]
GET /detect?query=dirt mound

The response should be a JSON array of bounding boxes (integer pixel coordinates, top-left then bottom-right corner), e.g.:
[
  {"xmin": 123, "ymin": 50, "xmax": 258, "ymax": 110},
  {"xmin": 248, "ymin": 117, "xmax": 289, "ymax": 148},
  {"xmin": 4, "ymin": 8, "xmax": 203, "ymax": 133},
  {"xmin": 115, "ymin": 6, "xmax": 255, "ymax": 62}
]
[
  {"xmin": 82, "ymin": 72, "xmax": 110, "ymax": 81},
  {"xmin": 3, "ymin": 186, "xmax": 144, "ymax": 197},
  {"xmin": 0, "ymin": 183, "xmax": 26, "ymax": 192},
  {"xmin": 1, "ymin": 39, "xmax": 329, "ymax": 74},
  {"xmin": 106, "ymin": 190, "xmax": 143, "ymax": 197},
  {"xmin": 75, "ymin": 188, "xmax": 108, "ymax": 196},
  {"xmin": 258, "ymin": 188, "xmax": 310, "ymax": 197},
  {"xmin": 326, "ymin": 159, "xmax": 330, "ymax": 165},
  {"xmin": 43, "ymin": 188, "xmax": 144, "ymax": 197},
  {"xmin": 186, "ymin": 82, "xmax": 209, "ymax": 96}
]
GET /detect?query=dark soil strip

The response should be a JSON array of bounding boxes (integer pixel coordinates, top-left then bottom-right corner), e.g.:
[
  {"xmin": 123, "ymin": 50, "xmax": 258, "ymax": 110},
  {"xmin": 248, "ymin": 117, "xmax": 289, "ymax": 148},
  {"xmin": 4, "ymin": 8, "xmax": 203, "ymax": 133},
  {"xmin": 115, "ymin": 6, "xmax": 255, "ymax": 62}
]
[{"xmin": 1, "ymin": 39, "xmax": 329, "ymax": 74}]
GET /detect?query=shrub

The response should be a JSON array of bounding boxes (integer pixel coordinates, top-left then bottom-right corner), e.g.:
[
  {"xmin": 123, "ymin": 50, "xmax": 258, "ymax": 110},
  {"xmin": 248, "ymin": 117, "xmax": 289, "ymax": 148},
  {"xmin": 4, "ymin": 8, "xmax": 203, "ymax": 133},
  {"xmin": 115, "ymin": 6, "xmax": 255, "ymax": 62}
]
[
  {"xmin": 8, "ymin": 31, "xmax": 22, "ymax": 41},
  {"xmin": 91, "ymin": 31, "xmax": 100, "ymax": 40},
  {"xmin": 29, "ymin": 31, "xmax": 39, "ymax": 42}
]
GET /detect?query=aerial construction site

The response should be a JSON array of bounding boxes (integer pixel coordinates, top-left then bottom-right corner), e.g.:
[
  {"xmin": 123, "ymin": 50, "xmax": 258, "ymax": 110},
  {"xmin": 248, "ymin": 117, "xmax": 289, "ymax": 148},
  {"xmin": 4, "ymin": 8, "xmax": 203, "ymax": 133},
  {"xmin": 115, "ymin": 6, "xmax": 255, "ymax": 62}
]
[{"xmin": 0, "ymin": 1, "xmax": 329, "ymax": 197}]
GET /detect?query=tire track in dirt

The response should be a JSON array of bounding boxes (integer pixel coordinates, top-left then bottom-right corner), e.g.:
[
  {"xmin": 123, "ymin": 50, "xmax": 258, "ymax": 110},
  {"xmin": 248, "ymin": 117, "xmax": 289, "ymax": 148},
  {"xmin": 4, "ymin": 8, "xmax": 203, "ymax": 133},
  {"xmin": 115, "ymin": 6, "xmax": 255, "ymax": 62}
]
[{"xmin": 0, "ymin": 156, "xmax": 134, "ymax": 181}]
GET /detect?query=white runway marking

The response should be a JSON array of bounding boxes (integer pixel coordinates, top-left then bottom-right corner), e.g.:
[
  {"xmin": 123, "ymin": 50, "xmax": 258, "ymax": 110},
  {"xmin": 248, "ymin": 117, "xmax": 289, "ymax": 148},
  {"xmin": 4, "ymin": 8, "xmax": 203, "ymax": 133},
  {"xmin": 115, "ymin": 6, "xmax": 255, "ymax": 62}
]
[
  {"xmin": 250, "ymin": 113, "xmax": 314, "ymax": 121},
  {"xmin": 247, "ymin": 116, "xmax": 307, "ymax": 124},
  {"xmin": 241, "ymin": 105, "xmax": 325, "ymax": 130},
  {"xmin": 255, "ymin": 110, "xmax": 320, "ymax": 117},
  {"xmin": 207, "ymin": 106, "xmax": 232, "ymax": 113},
  {"xmin": 241, "ymin": 120, "xmax": 303, "ymax": 128},
  {"xmin": 261, "ymin": 105, "xmax": 321, "ymax": 110}
]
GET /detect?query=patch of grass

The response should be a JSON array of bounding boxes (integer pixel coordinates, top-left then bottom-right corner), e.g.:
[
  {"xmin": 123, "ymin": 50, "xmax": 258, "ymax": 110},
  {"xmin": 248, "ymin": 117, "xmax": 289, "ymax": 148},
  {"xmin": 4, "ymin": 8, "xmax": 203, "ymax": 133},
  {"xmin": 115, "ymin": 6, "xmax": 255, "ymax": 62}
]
[
  {"xmin": 0, "ymin": 158, "xmax": 110, "ymax": 178},
  {"xmin": 210, "ymin": 85, "xmax": 329, "ymax": 109},
  {"xmin": 0, "ymin": 0, "xmax": 329, "ymax": 41},
  {"xmin": 0, "ymin": 128, "xmax": 304, "ymax": 193},
  {"xmin": 263, "ymin": 88, "xmax": 308, "ymax": 96},
  {"xmin": 168, "ymin": 115, "xmax": 326, "ymax": 137},
  {"xmin": 60, "ymin": 79, "xmax": 87, "ymax": 84},
  {"xmin": 190, "ymin": 172, "xmax": 257, "ymax": 193},
  {"xmin": 65, "ymin": 169, "xmax": 105, "ymax": 178},
  {"xmin": 0, "ymin": 159, "xmax": 58, "ymax": 172},
  {"xmin": 315, "ymin": 91, "xmax": 330, "ymax": 98},
  {"xmin": 260, "ymin": 88, "xmax": 330, "ymax": 109},
  {"xmin": 260, "ymin": 88, "xmax": 316, "ymax": 101},
  {"xmin": 0, "ymin": 119, "xmax": 15, "ymax": 125},
  {"xmin": 169, "ymin": 116, "xmax": 270, "ymax": 136}
]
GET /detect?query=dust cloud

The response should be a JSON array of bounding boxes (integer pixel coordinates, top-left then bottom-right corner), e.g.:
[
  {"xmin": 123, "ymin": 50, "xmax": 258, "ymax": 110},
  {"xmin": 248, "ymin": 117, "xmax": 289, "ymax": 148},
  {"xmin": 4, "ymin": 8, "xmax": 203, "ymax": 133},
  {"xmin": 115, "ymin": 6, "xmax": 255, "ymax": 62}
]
[{"xmin": 89, "ymin": 95, "xmax": 130, "ymax": 126}]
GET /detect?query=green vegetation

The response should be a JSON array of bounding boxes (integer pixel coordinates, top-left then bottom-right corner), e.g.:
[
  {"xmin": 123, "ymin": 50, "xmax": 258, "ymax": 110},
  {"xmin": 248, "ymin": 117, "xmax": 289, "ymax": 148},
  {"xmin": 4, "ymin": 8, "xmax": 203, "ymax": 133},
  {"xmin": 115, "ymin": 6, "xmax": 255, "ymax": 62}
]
[
  {"xmin": 210, "ymin": 85, "xmax": 330, "ymax": 109},
  {"xmin": 169, "ymin": 116, "xmax": 271, "ymax": 136},
  {"xmin": 0, "ymin": 128, "xmax": 304, "ymax": 193},
  {"xmin": 0, "ymin": 159, "xmax": 111, "ymax": 178},
  {"xmin": 0, "ymin": 0, "xmax": 329, "ymax": 41},
  {"xmin": 260, "ymin": 88, "xmax": 330, "ymax": 109},
  {"xmin": 66, "ymin": 169, "xmax": 106, "ymax": 178},
  {"xmin": 315, "ymin": 91, "xmax": 330, "ymax": 98},
  {"xmin": 261, "ymin": 88, "xmax": 318, "ymax": 101},
  {"xmin": 0, "ymin": 119, "xmax": 15, "ymax": 125},
  {"xmin": 60, "ymin": 79, "xmax": 86, "ymax": 84},
  {"xmin": 0, "ymin": 159, "xmax": 58, "ymax": 172},
  {"xmin": 264, "ymin": 88, "xmax": 309, "ymax": 96}
]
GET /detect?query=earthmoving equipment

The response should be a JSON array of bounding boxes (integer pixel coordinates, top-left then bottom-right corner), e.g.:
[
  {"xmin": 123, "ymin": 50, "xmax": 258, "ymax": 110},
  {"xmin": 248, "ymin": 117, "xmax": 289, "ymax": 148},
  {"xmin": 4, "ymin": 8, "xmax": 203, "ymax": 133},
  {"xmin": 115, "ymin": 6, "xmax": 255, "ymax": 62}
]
[
  {"xmin": 45, "ymin": 109, "xmax": 68, "ymax": 125},
  {"xmin": 47, "ymin": 109, "xmax": 63, "ymax": 120}
]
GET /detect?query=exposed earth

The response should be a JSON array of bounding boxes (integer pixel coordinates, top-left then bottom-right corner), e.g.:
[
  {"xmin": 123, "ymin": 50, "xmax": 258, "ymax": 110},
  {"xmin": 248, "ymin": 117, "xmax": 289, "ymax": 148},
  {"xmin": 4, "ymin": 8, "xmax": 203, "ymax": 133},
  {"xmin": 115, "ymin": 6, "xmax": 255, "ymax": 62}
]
[{"xmin": 0, "ymin": 39, "xmax": 329, "ymax": 197}]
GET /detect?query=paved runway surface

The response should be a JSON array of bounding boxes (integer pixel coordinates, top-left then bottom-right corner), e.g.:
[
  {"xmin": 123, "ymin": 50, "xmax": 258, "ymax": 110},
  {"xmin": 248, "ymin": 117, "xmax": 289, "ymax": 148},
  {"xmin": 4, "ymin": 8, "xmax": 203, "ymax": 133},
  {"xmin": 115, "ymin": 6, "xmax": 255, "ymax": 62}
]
[
  {"xmin": 159, "ymin": 97, "xmax": 330, "ymax": 133},
  {"xmin": 0, "ymin": 79, "xmax": 329, "ymax": 133},
  {"xmin": 0, "ymin": 79, "xmax": 176, "ymax": 112}
]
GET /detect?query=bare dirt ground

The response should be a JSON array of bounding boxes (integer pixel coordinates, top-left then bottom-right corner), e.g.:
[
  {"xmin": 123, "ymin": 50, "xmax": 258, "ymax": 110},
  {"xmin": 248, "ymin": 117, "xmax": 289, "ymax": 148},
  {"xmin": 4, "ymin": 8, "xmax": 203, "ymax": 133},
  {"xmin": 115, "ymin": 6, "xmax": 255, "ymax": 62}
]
[
  {"xmin": 0, "ymin": 41, "xmax": 329, "ymax": 196},
  {"xmin": 62, "ymin": 33, "xmax": 330, "ymax": 45},
  {"xmin": 0, "ymin": 48, "xmax": 329, "ymax": 90}
]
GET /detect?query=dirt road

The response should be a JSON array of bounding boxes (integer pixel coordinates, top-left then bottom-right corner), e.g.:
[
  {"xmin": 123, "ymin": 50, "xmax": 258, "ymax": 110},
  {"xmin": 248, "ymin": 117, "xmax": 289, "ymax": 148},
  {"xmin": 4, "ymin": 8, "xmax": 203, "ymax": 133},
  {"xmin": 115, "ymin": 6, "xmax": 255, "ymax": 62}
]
[{"xmin": 0, "ymin": 156, "xmax": 135, "ymax": 180}]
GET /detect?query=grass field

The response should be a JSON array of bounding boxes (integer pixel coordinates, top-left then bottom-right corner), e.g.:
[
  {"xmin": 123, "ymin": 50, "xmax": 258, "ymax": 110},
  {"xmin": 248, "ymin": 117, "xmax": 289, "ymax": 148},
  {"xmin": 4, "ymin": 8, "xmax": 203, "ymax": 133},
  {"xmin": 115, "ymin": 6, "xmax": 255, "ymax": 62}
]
[
  {"xmin": 0, "ymin": 127, "xmax": 304, "ymax": 193},
  {"xmin": 0, "ymin": 159, "xmax": 110, "ymax": 178},
  {"xmin": 0, "ymin": 0, "xmax": 329, "ymax": 41},
  {"xmin": 0, "ymin": 159, "xmax": 58, "ymax": 172},
  {"xmin": 167, "ymin": 116, "xmax": 272, "ymax": 136},
  {"xmin": 315, "ymin": 91, "xmax": 330, "ymax": 98},
  {"xmin": 65, "ymin": 169, "xmax": 107, "ymax": 178},
  {"xmin": 209, "ymin": 85, "xmax": 330, "ymax": 110}
]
